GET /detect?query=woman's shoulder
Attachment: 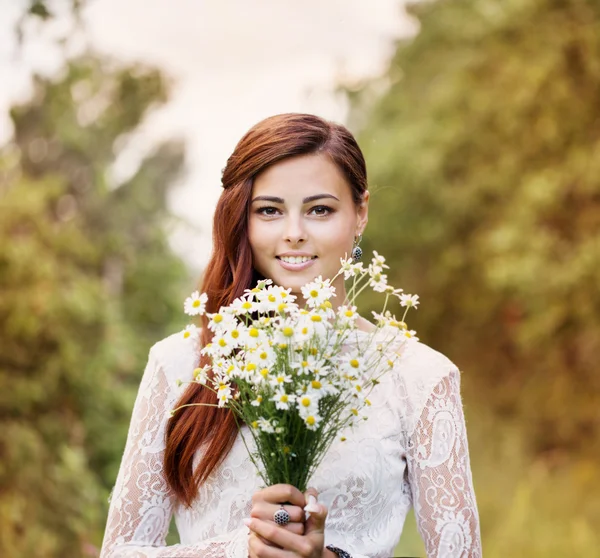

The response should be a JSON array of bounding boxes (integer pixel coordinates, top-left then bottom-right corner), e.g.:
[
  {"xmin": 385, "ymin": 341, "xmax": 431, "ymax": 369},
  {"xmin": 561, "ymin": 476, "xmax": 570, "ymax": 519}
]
[
  {"xmin": 149, "ymin": 329, "xmax": 201, "ymax": 384},
  {"xmin": 397, "ymin": 338, "xmax": 459, "ymax": 379},
  {"xmin": 388, "ymin": 338, "xmax": 461, "ymax": 434},
  {"xmin": 366, "ymin": 325, "xmax": 459, "ymax": 379}
]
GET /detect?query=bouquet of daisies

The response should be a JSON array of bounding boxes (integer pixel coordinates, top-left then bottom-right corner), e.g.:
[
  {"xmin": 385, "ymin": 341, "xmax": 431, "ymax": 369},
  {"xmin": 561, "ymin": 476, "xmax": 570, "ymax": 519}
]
[{"xmin": 174, "ymin": 252, "xmax": 419, "ymax": 492}]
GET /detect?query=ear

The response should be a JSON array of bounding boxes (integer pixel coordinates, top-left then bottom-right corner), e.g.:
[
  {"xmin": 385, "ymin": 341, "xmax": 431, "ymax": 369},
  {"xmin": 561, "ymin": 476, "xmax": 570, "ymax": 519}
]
[{"xmin": 356, "ymin": 190, "xmax": 369, "ymax": 236}]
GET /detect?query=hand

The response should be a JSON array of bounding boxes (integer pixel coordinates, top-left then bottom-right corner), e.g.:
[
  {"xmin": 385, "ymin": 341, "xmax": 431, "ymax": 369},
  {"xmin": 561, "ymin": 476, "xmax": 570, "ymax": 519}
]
[
  {"xmin": 245, "ymin": 487, "xmax": 328, "ymax": 558},
  {"xmin": 248, "ymin": 484, "xmax": 307, "ymax": 547}
]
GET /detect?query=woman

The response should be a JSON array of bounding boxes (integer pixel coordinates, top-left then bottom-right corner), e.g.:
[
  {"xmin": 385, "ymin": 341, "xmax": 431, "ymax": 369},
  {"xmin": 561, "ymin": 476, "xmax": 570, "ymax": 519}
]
[{"xmin": 100, "ymin": 113, "xmax": 482, "ymax": 557}]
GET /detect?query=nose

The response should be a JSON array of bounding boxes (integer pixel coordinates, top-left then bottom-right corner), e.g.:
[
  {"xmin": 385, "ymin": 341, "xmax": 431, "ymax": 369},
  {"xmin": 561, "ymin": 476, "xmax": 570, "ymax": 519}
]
[{"xmin": 283, "ymin": 215, "xmax": 307, "ymax": 244}]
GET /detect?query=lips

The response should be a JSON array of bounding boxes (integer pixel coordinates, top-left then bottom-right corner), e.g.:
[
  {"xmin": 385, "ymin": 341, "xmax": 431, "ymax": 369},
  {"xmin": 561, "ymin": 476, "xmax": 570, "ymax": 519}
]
[{"xmin": 276, "ymin": 256, "xmax": 317, "ymax": 271}]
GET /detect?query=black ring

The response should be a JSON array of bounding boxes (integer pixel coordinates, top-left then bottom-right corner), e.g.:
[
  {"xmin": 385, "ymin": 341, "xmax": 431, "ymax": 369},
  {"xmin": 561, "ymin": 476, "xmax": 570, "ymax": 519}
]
[{"xmin": 273, "ymin": 505, "xmax": 290, "ymax": 526}]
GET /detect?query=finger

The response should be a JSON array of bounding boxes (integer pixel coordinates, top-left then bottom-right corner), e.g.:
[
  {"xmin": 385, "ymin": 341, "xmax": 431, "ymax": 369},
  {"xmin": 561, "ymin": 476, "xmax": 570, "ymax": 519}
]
[
  {"xmin": 303, "ymin": 487, "xmax": 320, "ymax": 520},
  {"xmin": 248, "ymin": 532, "xmax": 286, "ymax": 558},
  {"xmin": 248, "ymin": 519, "xmax": 304, "ymax": 538},
  {"xmin": 252, "ymin": 484, "xmax": 306, "ymax": 507},
  {"xmin": 305, "ymin": 501, "xmax": 328, "ymax": 538},
  {"xmin": 245, "ymin": 517, "xmax": 310, "ymax": 555},
  {"xmin": 250, "ymin": 501, "xmax": 305, "ymax": 523},
  {"xmin": 255, "ymin": 532, "xmax": 282, "ymax": 549},
  {"xmin": 249, "ymin": 533, "xmax": 299, "ymax": 558}
]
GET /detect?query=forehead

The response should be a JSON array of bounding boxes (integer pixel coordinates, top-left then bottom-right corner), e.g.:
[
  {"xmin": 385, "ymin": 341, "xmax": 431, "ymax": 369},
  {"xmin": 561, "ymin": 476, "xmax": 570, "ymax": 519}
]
[{"xmin": 252, "ymin": 153, "xmax": 351, "ymax": 199}]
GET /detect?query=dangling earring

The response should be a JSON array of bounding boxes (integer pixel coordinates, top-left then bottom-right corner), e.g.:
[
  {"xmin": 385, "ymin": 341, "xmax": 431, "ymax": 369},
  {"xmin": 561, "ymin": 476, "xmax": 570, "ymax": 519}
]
[{"xmin": 351, "ymin": 234, "xmax": 363, "ymax": 263}]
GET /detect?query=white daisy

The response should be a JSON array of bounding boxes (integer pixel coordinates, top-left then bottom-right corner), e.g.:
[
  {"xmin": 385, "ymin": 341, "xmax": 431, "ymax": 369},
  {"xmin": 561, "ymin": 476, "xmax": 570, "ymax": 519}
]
[
  {"xmin": 184, "ymin": 291, "xmax": 208, "ymax": 316},
  {"xmin": 182, "ymin": 324, "xmax": 200, "ymax": 340},
  {"xmin": 229, "ymin": 296, "xmax": 256, "ymax": 316},
  {"xmin": 257, "ymin": 417, "xmax": 275, "ymax": 433},
  {"xmin": 295, "ymin": 392, "xmax": 319, "ymax": 417},
  {"xmin": 268, "ymin": 372, "xmax": 292, "ymax": 388},
  {"xmin": 399, "ymin": 294, "xmax": 420, "ymax": 308},
  {"xmin": 216, "ymin": 382, "xmax": 233, "ymax": 407},
  {"xmin": 301, "ymin": 276, "xmax": 336, "ymax": 308},
  {"xmin": 271, "ymin": 389, "xmax": 296, "ymax": 410},
  {"xmin": 303, "ymin": 413, "xmax": 322, "ymax": 431}
]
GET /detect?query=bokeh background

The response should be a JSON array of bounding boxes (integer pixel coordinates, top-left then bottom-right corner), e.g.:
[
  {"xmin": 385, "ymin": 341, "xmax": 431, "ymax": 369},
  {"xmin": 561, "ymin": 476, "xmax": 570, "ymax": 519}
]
[{"xmin": 1, "ymin": 1, "xmax": 598, "ymax": 556}]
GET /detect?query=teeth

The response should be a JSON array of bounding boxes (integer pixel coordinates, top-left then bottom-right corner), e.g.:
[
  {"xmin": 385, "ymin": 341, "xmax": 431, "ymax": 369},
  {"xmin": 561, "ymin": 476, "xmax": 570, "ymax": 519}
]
[{"xmin": 280, "ymin": 256, "xmax": 314, "ymax": 264}]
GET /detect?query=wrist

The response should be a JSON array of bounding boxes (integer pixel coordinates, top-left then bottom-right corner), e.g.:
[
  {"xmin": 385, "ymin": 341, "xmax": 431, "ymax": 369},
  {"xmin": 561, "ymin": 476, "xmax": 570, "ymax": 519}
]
[{"xmin": 322, "ymin": 548, "xmax": 338, "ymax": 558}]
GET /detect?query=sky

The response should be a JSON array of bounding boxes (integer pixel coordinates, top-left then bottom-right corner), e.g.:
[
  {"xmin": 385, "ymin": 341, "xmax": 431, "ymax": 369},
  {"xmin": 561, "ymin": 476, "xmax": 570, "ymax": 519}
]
[{"xmin": 1, "ymin": 0, "xmax": 415, "ymax": 271}]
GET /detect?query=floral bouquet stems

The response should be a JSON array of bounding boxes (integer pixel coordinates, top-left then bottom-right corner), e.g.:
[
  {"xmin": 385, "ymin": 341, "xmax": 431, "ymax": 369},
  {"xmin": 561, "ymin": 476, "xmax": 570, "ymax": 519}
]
[{"xmin": 173, "ymin": 252, "xmax": 419, "ymax": 492}]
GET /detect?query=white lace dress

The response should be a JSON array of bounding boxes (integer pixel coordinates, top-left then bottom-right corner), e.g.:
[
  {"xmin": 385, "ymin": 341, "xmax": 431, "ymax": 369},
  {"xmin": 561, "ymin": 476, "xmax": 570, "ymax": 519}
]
[{"xmin": 100, "ymin": 327, "xmax": 482, "ymax": 558}]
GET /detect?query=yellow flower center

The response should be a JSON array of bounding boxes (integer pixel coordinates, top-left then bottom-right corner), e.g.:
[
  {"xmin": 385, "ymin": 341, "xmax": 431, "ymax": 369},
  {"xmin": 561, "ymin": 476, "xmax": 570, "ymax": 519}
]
[
  {"xmin": 260, "ymin": 368, "xmax": 269, "ymax": 377},
  {"xmin": 306, "ymin": 416, "xmax": 316, "ymax": 425},
  {"xmin": 192, "ymin": 300, "xmax": 201, "ymax": 307},
  {"xmin": 280, "ymin": 394, "xmax": 289, "ymax": 403},
  {"xmin": 311, "ymin": 380, "xmax": 322, "ymax": 389},
  {"xmin": 213, "ymin": 314, "xmax": 223, "ymax": 323},
  {"xmin": 310, "ymin": 315, "xmax": 322, "ymax": 322},
  {"xmin": 310, "ymin": 289, "xmax": 319, "ymax": 298},
  {"xmin": 282, "ymin": 326, "xmax": 294, "ymax": 337},
  {"xmin": 301, "ymin": 397, "xmax": 311, "ymax": 407},
  {"xmin": 349, "ymin": 359, "xmax": 359, "ymax": 368},
  {"xmin": 249, "ymin": 327, "xmax": 259, "ymax": 337}
]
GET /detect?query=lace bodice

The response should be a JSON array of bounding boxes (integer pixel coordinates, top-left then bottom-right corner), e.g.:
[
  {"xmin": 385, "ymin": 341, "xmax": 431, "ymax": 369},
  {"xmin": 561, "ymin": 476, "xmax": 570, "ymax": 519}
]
[{"xmin": 100, "ymin": 328, "xmax": 482, "ymax": 557}]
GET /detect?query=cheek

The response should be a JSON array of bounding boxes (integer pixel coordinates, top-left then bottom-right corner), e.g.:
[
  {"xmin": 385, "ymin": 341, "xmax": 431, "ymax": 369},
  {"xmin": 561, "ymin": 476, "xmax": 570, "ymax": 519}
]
[
  {"xmin": 248, "ymin": 219, "xmax": 271, "ymax": 260},
  {"xmin": 320, "ymin": 221, "xmax": 354, "ymax": 250}
]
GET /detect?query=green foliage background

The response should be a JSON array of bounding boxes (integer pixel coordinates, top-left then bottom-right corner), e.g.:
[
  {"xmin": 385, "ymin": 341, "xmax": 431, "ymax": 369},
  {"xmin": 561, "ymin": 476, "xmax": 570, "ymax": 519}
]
[
  {"xmin": 1, "ymin": 0, "xmax": 599, "ymax": 556},
  {"xmin": 0, "ymin": 40, "xmax": 189, "ymax": 557}
]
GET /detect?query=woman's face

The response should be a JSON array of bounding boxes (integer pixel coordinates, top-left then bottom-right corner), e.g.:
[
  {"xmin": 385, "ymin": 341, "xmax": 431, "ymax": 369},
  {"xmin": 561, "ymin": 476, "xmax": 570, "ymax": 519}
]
[{"xmin": 248, "ymin": 153, "xmax": 369, "ymax": 303}]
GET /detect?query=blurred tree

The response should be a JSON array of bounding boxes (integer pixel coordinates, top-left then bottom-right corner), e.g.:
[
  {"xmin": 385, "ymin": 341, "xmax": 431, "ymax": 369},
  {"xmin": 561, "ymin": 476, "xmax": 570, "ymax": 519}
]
[
  {"xmin": 348, "ymin": 0, "xmax": 600, "ymax": 551},
  {"xmin": 0, "ymin": 54, "xmax": 189, "ymax": 556}
]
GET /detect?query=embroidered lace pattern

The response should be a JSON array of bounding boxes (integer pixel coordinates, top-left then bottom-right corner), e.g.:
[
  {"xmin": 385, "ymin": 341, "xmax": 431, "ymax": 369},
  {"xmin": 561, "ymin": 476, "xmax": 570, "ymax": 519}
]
[{"xmin": 100, "ymin": 328, "xmax": 482, "ymax": 557}]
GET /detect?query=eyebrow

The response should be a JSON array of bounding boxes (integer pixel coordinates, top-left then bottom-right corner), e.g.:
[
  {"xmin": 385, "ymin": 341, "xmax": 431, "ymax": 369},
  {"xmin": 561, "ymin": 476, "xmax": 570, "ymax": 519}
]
[{"xmin": 251, "ymin": 194, "xmax": 340, "ymax": 204}]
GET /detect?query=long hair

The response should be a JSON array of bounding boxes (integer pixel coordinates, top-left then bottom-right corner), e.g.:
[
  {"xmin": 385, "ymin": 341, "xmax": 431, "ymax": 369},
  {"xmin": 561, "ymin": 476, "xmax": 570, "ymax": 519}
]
[{"xmin": 164, "ymin": 113, "xmax": 368, "ymax": 507}]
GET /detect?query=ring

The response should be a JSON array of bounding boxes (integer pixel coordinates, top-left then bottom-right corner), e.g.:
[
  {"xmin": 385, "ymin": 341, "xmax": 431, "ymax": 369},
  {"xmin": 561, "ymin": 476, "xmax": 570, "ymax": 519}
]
[{"xmin": 273, "ymin": 505, "xmax": 290, "ymax": 526}]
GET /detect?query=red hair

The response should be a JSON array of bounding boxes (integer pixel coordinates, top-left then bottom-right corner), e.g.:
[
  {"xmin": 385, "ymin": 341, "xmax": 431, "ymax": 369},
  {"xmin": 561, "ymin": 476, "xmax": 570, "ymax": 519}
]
[{"xmin": 164, "ymin": 113, "xmax": 368, "ymax": 507}]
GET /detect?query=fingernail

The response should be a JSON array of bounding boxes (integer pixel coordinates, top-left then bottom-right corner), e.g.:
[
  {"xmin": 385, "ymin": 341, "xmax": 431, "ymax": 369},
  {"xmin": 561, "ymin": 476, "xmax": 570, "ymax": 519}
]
[
  {"xmin": 242, "ymin": 517, "xmax": 252, "ymax": 527},
  {"xmin": 304, "ymin": 494, "xmax": 319, "ymax": 513}
]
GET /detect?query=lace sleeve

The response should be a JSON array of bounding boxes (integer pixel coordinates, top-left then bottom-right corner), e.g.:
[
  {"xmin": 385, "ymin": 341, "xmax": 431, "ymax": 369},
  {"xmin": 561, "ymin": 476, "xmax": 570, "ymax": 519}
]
[
  {"xmin": 100, "ymin": 345, "xmax": 248, "ymax": 558},
  {"xmin": 405, "ymin": 367, "xmax": 482, "ymax": 558}
]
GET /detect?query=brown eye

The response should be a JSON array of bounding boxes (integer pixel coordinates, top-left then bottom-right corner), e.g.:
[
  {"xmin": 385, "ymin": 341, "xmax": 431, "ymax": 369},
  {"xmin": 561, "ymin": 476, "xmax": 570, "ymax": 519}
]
[
  {"xmin": 257, "ymin": 206, "xmax": 280, "ymax": 216},
  {"xmin": 310, "ymin": 205, "xmax": 333, "ymax": 216}
]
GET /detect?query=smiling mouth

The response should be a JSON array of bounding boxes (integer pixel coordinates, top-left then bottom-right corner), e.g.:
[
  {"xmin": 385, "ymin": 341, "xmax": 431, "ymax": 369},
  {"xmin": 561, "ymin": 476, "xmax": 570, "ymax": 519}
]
[{"xmin": 276, "ymin": 256, "xmax": 318, "ymax": 264}]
